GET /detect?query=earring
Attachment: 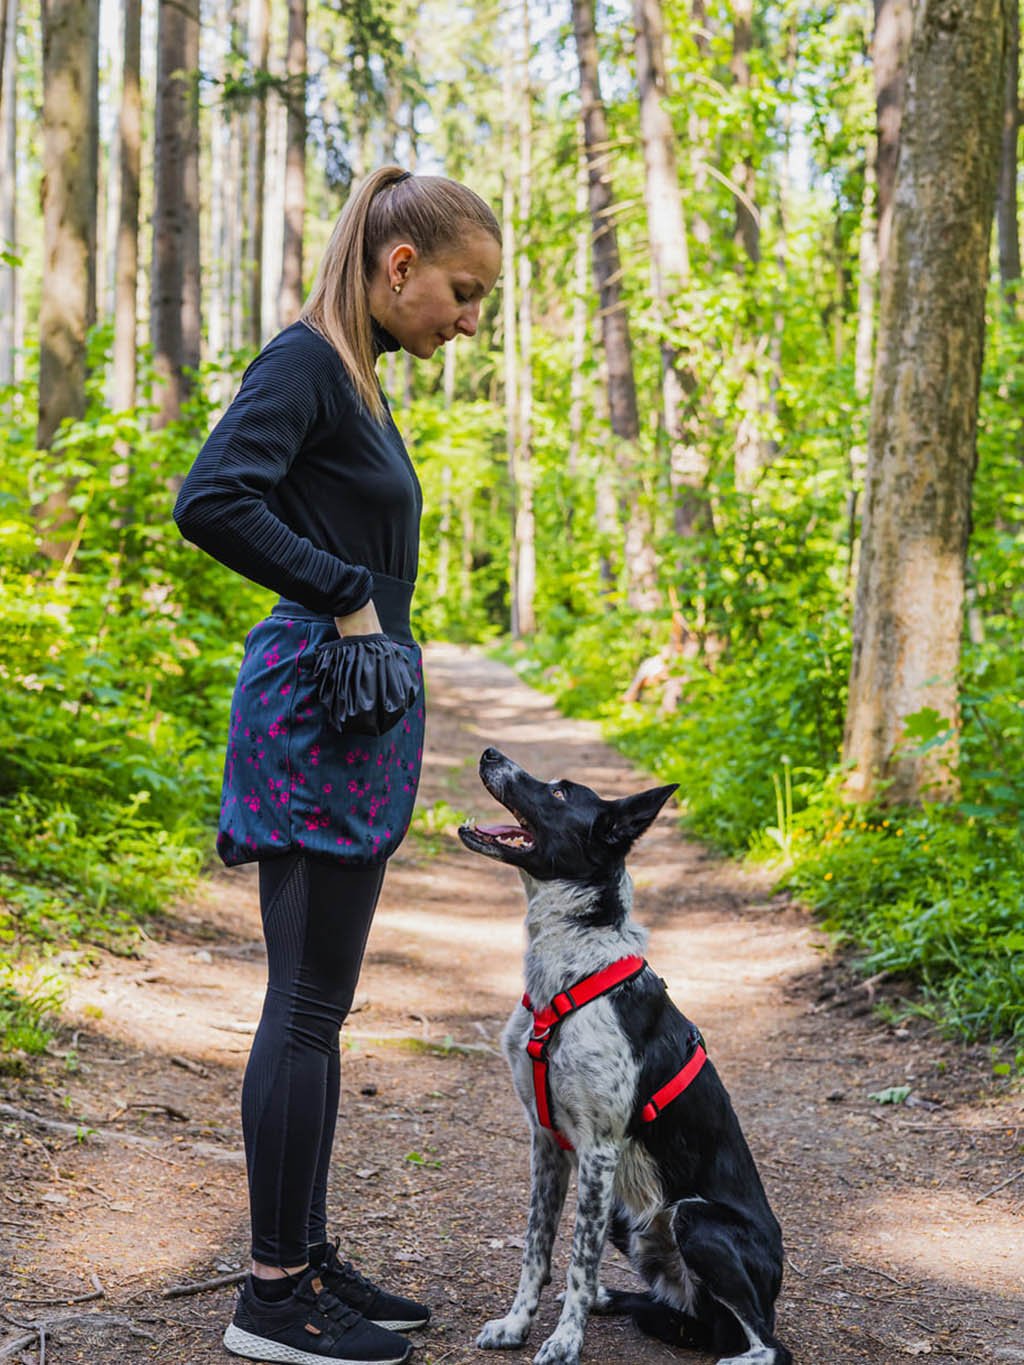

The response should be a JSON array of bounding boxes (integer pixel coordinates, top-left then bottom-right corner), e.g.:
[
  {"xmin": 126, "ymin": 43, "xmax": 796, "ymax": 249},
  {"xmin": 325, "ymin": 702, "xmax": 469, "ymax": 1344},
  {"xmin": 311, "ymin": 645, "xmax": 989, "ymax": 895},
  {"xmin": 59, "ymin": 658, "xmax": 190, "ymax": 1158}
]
[{"xmin": 393, "ymin": 284, "xmax": 402, "ymax": 294}]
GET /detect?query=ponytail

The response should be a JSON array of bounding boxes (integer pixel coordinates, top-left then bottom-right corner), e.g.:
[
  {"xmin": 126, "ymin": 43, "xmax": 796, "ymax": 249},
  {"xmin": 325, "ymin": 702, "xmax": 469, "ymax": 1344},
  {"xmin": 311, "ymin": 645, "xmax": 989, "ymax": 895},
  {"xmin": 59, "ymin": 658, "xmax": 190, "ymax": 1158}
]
[{"xmin": 301, "ymin": 166, "xmax": 501, "ymax": 421}]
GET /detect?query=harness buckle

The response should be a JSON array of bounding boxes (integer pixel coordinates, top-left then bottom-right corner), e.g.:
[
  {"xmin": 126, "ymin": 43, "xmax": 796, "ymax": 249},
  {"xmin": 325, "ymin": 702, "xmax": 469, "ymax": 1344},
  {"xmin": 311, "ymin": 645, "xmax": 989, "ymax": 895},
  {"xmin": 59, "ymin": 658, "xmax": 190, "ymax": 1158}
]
[{"xmin": 526, "ymin": 1034, "xmax": 549, "ymax": 1061}]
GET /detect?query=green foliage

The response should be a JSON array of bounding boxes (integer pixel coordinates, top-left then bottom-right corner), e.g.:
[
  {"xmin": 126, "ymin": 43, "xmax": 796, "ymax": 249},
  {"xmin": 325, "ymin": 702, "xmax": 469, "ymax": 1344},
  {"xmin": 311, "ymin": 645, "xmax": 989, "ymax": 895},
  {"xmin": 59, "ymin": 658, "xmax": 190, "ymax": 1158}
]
[{"xmin": 0, "ymin": 356, "xmax": 270, "ymax": 992}]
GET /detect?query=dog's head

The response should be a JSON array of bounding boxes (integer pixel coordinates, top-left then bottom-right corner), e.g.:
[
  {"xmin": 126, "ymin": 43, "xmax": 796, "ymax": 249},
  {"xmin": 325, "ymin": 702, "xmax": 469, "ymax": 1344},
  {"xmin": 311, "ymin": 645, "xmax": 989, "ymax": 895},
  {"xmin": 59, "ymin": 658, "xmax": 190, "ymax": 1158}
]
[{"xmin": 458, "ymin": 748, "xmax": 677, "ymax": 882}]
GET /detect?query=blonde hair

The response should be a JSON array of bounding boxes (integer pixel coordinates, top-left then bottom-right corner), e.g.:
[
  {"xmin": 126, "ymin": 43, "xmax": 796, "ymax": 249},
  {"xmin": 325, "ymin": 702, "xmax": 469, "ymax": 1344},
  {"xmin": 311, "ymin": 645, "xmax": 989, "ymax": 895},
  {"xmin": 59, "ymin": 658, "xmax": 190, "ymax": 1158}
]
[{"xmin": 301, "ymin": 166, "xmax": 501, "ymax": 421}]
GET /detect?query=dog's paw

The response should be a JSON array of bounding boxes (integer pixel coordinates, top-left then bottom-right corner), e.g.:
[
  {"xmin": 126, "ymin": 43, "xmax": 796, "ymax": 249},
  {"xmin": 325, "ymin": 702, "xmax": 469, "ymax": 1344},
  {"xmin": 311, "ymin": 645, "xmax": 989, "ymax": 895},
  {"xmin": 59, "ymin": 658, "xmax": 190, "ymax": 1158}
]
[
  {"xmin": 533, "ymin": 1332, "xmax": 583, "ymax": 1365},
  {"xmin": 477, "ymin": 1315, "xmax": 531, "ymax": 1350}
]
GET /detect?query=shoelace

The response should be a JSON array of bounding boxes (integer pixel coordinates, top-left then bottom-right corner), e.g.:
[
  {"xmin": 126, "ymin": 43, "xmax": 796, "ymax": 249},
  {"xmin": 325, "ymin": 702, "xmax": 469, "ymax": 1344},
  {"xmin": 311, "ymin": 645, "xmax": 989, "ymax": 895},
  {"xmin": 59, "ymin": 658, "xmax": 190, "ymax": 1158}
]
[
  {"xmin": 296, "ymin": 1279, "xmax": 362, "ymax": 1331},
  {"xmin": 323, "ymin": 1243, "xmax": 377, "ymax": 1303}
]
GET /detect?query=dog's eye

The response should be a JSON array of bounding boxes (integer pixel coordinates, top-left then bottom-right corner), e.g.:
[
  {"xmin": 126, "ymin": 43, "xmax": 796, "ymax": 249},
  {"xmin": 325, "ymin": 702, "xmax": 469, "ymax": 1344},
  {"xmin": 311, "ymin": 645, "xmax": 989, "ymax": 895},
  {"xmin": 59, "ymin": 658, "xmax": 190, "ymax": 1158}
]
[{"xmin": 552, "ymin": 789, "xmax": 566, "ymax": 801}]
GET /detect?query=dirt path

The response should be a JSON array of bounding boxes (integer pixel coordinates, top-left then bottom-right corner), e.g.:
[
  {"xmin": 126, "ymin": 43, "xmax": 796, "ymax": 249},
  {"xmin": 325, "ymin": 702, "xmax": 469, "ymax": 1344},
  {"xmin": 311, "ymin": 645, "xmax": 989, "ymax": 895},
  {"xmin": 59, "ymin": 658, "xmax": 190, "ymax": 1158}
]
[{"xmin": 1, "ymin": 644, "xmax": 1021, "ymax": 1364}]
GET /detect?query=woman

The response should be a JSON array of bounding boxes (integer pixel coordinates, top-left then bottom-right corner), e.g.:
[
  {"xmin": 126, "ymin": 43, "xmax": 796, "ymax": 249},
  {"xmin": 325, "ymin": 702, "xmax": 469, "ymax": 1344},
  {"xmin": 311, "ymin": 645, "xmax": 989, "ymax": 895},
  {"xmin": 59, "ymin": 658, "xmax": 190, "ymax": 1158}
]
[{"xmin": 174, "ymin": 166, "xmax": 502, "ymax": 1365}]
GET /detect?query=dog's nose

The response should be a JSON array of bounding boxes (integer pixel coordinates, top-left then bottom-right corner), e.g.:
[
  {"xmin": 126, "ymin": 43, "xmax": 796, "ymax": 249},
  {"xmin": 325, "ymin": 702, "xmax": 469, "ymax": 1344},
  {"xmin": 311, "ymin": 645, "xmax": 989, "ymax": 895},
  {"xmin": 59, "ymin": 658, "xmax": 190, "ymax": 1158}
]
[{"xmin": 481, "ymin": 747, "xmax": 503, "ymax": 764}]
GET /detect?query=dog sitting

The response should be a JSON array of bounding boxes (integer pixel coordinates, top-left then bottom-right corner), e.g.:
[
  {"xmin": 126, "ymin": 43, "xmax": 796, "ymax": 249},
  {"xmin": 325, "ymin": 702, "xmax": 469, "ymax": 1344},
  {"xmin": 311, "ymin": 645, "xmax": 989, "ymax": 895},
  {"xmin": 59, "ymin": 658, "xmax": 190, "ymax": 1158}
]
[{"xmin": 458, "ymin": 748, "xmax": 791, "ymax": 1365}]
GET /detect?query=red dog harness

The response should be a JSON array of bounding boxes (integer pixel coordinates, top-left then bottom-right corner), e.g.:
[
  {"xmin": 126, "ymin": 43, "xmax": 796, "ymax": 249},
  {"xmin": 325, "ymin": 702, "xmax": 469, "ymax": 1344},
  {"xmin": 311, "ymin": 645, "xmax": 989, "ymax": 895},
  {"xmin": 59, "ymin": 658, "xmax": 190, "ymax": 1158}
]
[{"xmin": 522, "ymin": 955, "xmax": 708, "ymax": 1151}]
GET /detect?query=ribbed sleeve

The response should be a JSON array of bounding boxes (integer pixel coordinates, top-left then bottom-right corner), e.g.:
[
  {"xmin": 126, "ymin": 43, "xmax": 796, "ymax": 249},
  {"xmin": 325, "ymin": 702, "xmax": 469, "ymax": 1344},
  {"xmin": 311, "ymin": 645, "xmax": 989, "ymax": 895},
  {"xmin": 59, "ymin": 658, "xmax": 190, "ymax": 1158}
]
[{"xmin": 173, "ymin": 329, "xmax": 375, "ymax": 617}]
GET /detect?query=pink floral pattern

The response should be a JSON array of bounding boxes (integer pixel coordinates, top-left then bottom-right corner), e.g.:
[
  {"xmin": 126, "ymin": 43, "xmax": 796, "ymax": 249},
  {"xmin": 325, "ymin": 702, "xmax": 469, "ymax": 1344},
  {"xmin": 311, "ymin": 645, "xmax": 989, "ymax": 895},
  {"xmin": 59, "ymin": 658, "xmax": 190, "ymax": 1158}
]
[{"xmin": 218, "ymin": 615, "xmax": 424, "ymax": 866}]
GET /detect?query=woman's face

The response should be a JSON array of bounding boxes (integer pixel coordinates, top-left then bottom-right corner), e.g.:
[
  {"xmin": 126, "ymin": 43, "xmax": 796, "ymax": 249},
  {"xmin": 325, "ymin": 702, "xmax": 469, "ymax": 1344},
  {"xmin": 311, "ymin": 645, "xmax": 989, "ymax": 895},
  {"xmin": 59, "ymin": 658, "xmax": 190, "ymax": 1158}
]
[{"xmin": 373, "ymin": 229, "xmax": 502, "ymax": 359}]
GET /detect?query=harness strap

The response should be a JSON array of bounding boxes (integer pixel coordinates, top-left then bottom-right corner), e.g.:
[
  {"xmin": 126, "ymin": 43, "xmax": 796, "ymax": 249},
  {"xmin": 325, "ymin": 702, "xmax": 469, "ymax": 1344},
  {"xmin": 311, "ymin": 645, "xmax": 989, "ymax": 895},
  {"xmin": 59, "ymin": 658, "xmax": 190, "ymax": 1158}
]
[{"xmin": 523, "ymin": 956, "xmax": 707, "ymax": 1150}]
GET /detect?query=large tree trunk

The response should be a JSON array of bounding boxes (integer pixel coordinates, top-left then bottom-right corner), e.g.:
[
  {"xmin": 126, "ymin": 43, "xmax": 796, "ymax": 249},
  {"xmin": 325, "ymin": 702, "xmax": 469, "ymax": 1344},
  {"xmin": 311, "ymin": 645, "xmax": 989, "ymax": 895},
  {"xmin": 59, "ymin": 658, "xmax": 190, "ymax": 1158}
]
[
  {"xmin": 152, "ymin": 0, "xmax": 200, "ymax": 427},
  {"xmin": 37, "ymin": 0, "xmax": 99, "ymax": 466},
  {"xmin": 249, "ymin": 0, "xmax": 270, "ymax": 346},
  {"xmin": 873, "ymin": 0, "xmax": 913, "ymax": 270},
  {"xmin": 0, "ymin": 0, "xmax": 17, "ymax": 390},
  {"xmin": 843, "ymin": 0, "xmax": 1010, "ymax": 806},
  {"xmin": 112, "ymin": 0, "xmax": 142, "ymax": 412},
  {"xmin": 997, "ymin": 0, "xmax": 1021, "ymax": 303},
  {"xmin": 0, "ymin": 0, "xmax": 6, "ymax": 114},
  {"xmin": 573, "ymin": 0, "xmax": 655, "ymax": 610},
  {"xmin": 633, "ymin": 0, "xmax": 705, "ymax": 541},
  {"xmin": 85, "ymin": 7, "xmax": 99, "ymax": 330},
  {"xmin": 279, "ymin": 0, "xmax": 306, "ymax": 327},
  {"xmin": 513, "ymin": 3, "xmax": 536, "ymax": 637}
]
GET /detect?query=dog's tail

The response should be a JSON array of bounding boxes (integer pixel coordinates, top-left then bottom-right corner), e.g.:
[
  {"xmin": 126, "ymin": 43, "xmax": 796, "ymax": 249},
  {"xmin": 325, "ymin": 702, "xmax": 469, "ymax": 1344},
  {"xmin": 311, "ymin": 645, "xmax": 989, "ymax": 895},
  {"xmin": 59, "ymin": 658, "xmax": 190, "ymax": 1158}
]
[{"xmin": 595, "ymin": 1290, "xmax": 716, "ymax": 1351}]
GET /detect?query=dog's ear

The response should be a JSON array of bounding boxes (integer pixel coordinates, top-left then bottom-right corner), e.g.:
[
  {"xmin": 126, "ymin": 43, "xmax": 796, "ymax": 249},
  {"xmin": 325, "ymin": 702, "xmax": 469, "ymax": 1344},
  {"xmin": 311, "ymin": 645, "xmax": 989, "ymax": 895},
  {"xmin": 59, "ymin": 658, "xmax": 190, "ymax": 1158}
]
[{"xmin": 595, "ymin": 784, "xmax": 678, "ymax": 853}]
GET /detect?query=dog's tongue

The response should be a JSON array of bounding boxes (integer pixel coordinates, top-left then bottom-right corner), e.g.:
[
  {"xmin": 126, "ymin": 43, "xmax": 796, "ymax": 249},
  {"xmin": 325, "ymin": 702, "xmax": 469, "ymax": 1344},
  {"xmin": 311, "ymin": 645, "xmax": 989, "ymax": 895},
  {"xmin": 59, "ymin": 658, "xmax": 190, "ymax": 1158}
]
[{"xmin": 476, "ymin": 823, "xmax": 526, "ymax": 837}]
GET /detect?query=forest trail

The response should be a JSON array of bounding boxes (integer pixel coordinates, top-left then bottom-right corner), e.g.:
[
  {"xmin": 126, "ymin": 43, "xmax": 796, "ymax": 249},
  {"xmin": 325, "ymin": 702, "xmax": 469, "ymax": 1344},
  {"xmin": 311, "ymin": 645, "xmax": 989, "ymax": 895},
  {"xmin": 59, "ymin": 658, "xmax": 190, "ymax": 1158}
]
[{"xmin": 0, "ymin": 644, "xmax": 1021, "ymax": 1364}]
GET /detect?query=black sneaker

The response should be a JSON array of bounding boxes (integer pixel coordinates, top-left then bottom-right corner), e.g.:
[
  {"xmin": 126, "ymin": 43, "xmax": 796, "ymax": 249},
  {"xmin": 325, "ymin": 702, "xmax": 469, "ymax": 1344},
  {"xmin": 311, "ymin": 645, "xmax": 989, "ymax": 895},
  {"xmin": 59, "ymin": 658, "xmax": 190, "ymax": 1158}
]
[
  {"xmin": 314, "ymin": 1239, "xmax": 431, "ymax": 1332},
  {"xmin": 223, "ymin": 1266, "xmax": 413, "ymax": 1364}
]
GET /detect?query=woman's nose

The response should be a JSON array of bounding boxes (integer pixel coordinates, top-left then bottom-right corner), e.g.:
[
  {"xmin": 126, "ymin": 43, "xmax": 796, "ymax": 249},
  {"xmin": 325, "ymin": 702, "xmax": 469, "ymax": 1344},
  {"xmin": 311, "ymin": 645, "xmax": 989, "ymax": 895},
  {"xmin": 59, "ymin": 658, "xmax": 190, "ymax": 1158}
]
[{"xmin": 457, "ymin": 302, "xmax": 481, "ymax": 336}]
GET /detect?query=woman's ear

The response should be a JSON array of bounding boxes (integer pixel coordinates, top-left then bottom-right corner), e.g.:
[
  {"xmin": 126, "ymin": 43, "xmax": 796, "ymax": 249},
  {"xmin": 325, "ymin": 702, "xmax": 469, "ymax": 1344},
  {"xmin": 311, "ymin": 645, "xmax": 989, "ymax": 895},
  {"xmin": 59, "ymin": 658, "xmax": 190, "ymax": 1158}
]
[{"xmin": 386, "ymin": 242, "xmax": 418, "ymax": 290}]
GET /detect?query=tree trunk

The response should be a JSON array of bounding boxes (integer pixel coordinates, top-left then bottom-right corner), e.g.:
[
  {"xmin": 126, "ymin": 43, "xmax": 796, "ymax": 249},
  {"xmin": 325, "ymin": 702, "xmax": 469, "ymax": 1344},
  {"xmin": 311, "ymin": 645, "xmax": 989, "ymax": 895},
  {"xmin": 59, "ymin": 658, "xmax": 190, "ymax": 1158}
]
[
  {"xmin": 279, "ymin": 0, "xmax": 306, "ymax": 327},
  {"xmin": 0, "ymin": 0, "xmax": 6, "ymax": 114},
  {"xmin": 873, "ymin": 0, "xmax": 913, "ymax": 270},
  {"xmin": 997, "ymin": 0, "xmax": 1021, "ymax": 303},
  {"xmin": 0, "ymin": 0, "xmax": 17, "ymax": 390},
  {"xmin": 249, "ymin": 0, "xmax": 270, "ymax": 346},
  {"xmin": 843, "ymin": 0, "xmax": 1010, "ymax": 806},
  {"xmin": 730, "ymin": 0, "xmax": 759, "ymax": 264},
  {"xmin": 85, "ymin": 6, "xmax": 99, "ymax": 330},
  {"xmin": 633, "ymin": 0, "xmax": 706, "ymax": 541},
  {"xmin": 37, "ymin": 0, "xmax": 98, "ymax": 464},
  {"xmin": 152, "ymin": 0, "xmax": 200, "ymax": 427},
  {"xmin": 688, "ymin": 0, "xmax": 712, "ymax": 252},
  {"xmin": 113, "ymin": 0, "xmax": 142, "ymax": 412},
  {"xmin": 573, "ymin": 0, "xmax": 655, "ymax": 610},
  {"xmin": 514, "ymin": 3, "xmax": 536, "ymax": 637}
]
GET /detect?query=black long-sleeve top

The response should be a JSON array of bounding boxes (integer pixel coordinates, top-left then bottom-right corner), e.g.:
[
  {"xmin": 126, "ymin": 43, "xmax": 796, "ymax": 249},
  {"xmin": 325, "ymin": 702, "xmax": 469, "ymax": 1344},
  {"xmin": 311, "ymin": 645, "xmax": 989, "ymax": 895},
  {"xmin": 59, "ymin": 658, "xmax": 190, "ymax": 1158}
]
[{"xmin": 173, "ymin": 320, "xmax": 422, "ymax": 617}]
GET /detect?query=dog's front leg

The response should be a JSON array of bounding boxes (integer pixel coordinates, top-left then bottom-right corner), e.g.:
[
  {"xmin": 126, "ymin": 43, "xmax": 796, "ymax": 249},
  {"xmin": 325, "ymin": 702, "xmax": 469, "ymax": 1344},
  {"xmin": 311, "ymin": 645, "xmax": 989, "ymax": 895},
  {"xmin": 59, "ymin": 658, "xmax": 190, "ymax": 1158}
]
[
  {"xmin": 533, "ymin": 1141, "xmax": 619, "ymax": 1365},
  {"xmin": 477, "ymin": 1130, "xmax": 571, "ymax": 1351}
]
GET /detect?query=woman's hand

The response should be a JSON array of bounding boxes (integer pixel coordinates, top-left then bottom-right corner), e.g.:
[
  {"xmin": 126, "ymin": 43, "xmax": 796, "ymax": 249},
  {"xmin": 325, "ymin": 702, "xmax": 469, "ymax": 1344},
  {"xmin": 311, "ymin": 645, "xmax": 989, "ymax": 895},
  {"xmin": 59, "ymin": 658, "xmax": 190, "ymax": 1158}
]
[{"xmin": 334, "ymin": 600, "xmax": 382, "ymax": 637}]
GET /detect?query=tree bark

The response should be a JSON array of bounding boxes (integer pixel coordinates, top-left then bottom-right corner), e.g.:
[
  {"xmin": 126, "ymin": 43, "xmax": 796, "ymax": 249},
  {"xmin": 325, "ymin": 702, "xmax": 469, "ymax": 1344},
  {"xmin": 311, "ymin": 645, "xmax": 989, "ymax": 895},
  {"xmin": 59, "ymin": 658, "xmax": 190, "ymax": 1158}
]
[
  {"xmin": 279, "ymin": 0, "xmax": 306, "ymax": 327},
  {"xmin": 997, "ymin": 0, "xmax": 1021, "ymax": 302},
  {"xmin": 730, "ymin": 0, "xmax": 759, "ymax": 264},
  {"xmin": 37, "ymin": 0, "xmax": 98, "ymax": 460},
  {"xmin": 872, "ymin": 0, "xmax": 913, "ymax": 270},
  {"xmin": 633, "ymin": 0, "xmax": 706, "ymax": 541},
  {"xmin": 843, "ymin": 0, "xmax": 1011, "ymax": 806},
  {"xmin": 573, "ymin": 0, "xmax": 655, "ymax": 610},
  {"xmin": 85, "ymin": 5, "xmax": 99, "ymax": 330},
  {"xmin": 0, "ymin": 0, "xmax": 6, "ymax": 114},
  {"xmin": 113, "ymin": 0, "xmax": 142, "ymax": 412},
  {"xmin": 152, "ymin": 0, "xmax": 200, "ymax": 427},
  {"xmin": 513, "ymin": 3, "xmax": 536, "ymax": 637},
  {"xmin": 0, "ymin": 0, "xmax": 17, "ymax": 390},
  {"xmin": 249, "ymin": 0, "xmax": 270, "ymax": 346}
]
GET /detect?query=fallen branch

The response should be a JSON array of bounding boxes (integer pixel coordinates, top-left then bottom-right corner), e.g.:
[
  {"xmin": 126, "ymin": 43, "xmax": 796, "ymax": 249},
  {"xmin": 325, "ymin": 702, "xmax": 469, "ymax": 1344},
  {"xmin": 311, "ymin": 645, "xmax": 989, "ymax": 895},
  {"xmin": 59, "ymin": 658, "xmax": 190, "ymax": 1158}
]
[
  {"xmin": 975, "ymin": 1168, "xmax": 1024, "ymax": 1204},
  {"xmin": 170, "ymin": 1055, "xmax": 209, "ymax": 1078},
  {"xmin": 0, "ymin": 1333, "xmax": 37, "ymax": 1360},
  {"xmin": 163, "ymin": 1270, "xmax": 246, "ymax": 1299}
]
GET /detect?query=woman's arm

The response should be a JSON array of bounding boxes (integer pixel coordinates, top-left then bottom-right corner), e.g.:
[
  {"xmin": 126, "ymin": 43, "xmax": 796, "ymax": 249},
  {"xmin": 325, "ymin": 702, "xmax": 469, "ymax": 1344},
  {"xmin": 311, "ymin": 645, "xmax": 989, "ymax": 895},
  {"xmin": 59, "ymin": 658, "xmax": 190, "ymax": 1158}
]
[{"xmin": 173, "ymin": 330, "xmax": 374, "ymax": 618}]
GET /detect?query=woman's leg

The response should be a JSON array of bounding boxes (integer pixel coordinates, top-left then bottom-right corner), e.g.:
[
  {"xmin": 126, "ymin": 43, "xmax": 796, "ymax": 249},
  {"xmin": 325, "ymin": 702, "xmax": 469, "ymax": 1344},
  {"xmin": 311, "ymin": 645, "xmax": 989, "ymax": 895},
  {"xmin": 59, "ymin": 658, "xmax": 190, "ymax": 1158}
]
[{"xmin": 241, "ymin": 852, "xmax": 385, "ymax": 1273}]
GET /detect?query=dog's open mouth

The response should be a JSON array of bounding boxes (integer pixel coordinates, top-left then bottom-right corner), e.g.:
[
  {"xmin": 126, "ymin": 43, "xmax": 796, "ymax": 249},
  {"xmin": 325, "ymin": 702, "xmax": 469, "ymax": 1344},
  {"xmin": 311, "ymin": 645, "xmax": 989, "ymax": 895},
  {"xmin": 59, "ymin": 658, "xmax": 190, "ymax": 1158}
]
[{"xmin": 462, "ymin": 810, "xmax": 536, "ymax": 852}]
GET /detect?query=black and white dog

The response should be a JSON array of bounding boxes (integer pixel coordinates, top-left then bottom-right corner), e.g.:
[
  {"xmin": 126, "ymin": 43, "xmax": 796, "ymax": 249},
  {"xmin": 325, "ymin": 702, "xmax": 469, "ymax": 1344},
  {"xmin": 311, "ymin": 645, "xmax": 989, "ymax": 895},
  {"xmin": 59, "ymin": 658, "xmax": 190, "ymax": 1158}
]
[{"xmin": 458, "ymin": 749, "xmax": 791, "ymax": 1365}]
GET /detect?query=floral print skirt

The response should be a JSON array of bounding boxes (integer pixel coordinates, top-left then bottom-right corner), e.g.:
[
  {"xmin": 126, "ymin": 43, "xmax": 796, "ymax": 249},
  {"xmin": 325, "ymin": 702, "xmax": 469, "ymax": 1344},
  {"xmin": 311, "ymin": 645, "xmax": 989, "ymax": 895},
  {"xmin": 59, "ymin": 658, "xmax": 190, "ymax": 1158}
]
[{"xmin": 217, "ymin": 592, "xmax": 424, "ymax": 867}]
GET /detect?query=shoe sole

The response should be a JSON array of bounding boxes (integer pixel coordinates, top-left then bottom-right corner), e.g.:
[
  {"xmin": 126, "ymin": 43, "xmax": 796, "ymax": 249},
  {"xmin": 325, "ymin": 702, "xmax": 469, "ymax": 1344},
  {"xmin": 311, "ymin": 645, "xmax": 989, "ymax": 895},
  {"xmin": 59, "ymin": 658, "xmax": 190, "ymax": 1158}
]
[
  {"xmin": 372, "ymin": 1317, "xmax": 428, "ymax": 1332},
  {"xmin": 223, "ymin": 1322, "xmax": 412, "ymax": 1365}
]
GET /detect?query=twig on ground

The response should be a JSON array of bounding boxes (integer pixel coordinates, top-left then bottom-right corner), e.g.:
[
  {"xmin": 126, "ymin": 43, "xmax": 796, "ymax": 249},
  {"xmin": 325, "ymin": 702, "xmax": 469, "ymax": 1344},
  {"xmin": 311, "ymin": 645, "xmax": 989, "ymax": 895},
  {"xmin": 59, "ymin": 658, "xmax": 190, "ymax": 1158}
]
[
  {"xmin": 170, "ymin": 1055, "xmax": 209, "ymax": 1077},
  {"xmin": 162, "ymin": 1271, "xmax": 246, "ymax": 1299},
  {"xmin": 0, "ymin": 1332, "xmax": 37, "ymax": 1359},
  {"xmin": 36, "ymin": 1323, "xmax": 44, "ymax": 1365},
  {"xmin": 975, "ymin": 1167, "xmax": 1024, "ymax": 1204}
]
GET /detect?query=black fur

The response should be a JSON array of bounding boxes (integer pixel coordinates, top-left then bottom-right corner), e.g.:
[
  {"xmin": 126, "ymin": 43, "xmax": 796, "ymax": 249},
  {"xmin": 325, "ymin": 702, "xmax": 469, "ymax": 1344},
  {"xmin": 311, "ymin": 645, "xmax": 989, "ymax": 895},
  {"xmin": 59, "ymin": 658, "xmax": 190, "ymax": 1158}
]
[{"xmin": 460, "ymin": 749, "xmax": 791, "ymax": 1365}]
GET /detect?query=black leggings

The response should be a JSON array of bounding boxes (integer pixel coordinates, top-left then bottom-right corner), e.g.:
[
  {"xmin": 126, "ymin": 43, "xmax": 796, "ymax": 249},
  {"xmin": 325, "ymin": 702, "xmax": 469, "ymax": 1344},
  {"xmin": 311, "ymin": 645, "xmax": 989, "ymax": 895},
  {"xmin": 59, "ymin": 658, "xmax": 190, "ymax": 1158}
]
[{"xmin": 242, "ymin": 852, "xmax": 385, "ymax": 1266}]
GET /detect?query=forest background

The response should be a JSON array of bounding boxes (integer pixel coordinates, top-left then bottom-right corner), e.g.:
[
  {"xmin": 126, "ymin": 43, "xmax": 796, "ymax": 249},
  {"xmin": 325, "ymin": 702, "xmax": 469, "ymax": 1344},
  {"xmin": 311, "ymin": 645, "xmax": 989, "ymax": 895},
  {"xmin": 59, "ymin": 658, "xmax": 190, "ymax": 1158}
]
[{"xmin": 0, "ymin": 0, "xmax": 1022, "ymax": 1069}]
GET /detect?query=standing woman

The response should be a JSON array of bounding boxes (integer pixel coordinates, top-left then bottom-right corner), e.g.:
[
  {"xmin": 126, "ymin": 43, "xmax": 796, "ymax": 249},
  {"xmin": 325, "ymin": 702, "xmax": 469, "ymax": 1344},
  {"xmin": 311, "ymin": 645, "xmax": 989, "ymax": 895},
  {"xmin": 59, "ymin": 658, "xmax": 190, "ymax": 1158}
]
[{"xmin": 174, "ymin": 167, "xmax": 501, "ymax": 1365}]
